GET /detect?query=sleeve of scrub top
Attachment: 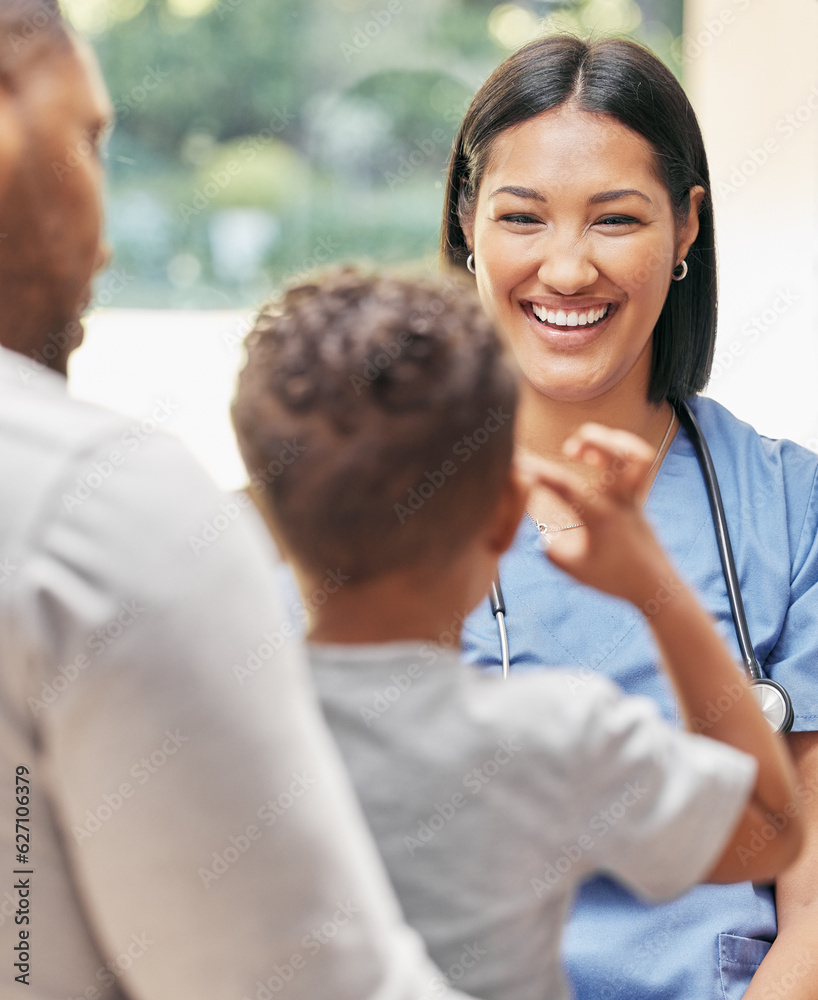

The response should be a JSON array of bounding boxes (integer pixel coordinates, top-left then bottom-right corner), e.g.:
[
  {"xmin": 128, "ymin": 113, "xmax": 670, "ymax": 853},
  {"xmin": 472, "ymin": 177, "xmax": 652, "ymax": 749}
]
[
  {"xmin": 14, "ymin": 430, "xmax": 479, "ymax": 1000},
  {"xmin": 765, "ymin": 459, "xmax": 818, "ymax": 730},
  {"xmin": 558, "ymin": 675, "xmax": 758, "ymax": 902}
]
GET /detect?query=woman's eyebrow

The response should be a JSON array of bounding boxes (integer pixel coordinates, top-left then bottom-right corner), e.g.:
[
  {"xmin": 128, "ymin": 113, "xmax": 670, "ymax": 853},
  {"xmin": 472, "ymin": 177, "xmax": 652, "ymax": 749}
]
[
  {"xmin": 489, "ymin": 186, "xmax": 653, "ymax": 206},
  {"xmin": 588, "ymin": 188, "xmax": 652, "ymax": 205},
  {"xmin": 489, "ymin": 185, "xmax": 546, "ymax": 202}
]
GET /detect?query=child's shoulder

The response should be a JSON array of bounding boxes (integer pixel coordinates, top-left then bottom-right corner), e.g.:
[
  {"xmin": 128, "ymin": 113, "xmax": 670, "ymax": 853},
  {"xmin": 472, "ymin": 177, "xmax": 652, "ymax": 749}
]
[{"xmin": 462, "ymin": 666, "xmax": 668, "ymax": 766}]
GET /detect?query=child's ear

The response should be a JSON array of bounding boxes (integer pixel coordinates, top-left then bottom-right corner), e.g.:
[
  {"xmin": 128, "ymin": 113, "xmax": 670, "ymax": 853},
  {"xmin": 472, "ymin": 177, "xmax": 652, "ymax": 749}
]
[{"xmin": 485, "ymin": 460, "xmax": 529, "ymax": 556}]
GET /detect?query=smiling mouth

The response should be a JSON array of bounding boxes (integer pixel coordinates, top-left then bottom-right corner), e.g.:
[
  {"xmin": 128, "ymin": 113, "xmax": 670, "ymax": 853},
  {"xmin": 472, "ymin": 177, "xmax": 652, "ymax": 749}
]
[{"xmin": 529, "ymin": 303, "xmax": 612, "ymax": 328}]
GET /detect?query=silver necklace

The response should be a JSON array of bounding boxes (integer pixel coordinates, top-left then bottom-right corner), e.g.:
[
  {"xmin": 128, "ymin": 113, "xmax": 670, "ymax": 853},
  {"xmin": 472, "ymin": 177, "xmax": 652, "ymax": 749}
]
[{"xmin": 526, "ymin": 408, "xmax": 676, "ymax": 536}]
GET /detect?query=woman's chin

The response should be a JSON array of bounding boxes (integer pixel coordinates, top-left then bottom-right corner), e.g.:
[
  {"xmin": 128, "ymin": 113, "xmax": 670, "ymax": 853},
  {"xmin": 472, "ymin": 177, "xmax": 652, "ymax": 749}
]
[{"xmin": 521, "ymin": 368, "xmax": 616, "ymax": 406}]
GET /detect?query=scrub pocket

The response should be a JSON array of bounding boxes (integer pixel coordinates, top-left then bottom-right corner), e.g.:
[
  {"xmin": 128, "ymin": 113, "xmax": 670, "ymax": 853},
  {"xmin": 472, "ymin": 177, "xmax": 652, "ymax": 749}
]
[{"xmin": 718, "ymin": 933, "xmax": 772, "ymax": 999}]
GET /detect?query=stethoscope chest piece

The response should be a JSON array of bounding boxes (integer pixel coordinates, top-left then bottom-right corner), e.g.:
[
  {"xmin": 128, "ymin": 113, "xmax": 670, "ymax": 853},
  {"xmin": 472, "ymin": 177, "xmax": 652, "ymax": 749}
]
[{"xmin": 751, "ymin": 678, "xmax": 794, "ymax": 734}]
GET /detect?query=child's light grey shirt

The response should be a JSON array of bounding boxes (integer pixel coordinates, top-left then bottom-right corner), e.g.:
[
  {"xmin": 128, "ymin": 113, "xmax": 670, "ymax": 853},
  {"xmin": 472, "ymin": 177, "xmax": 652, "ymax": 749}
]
[{"xmin": 309, "ymin": 640, "xmax": 758, "ymax": 1000}]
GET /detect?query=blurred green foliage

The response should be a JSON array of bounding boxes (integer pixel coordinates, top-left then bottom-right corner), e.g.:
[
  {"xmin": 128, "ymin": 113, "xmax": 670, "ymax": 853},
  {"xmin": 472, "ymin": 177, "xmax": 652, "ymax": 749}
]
[{"xmin": 70, "ymin": 0, "xmax": 683, "ymax": 308}]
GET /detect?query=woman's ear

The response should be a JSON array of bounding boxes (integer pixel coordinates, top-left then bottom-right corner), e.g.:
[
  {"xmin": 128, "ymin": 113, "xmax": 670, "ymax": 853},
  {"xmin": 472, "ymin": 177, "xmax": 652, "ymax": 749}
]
[
  {"xmin": 460, "ymin": 211, "xmax": 475, "ymax": 255},
  {"xmin": 677, "ymin": 185, "xmax": 705, "ymax": 261}
]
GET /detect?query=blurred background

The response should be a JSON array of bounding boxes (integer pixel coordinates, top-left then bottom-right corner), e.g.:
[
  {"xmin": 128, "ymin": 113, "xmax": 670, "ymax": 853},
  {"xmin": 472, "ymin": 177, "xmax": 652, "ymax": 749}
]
[{"xmin": 65, "ymin": 0, "xmax": 818, "ymax": 488}]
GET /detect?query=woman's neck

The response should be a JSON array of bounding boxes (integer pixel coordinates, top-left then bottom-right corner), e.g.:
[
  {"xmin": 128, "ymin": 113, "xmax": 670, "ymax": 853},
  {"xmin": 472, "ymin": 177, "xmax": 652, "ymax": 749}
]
[
  {"xmin": 517, "ymin": 379, "xmax": 676, "ymax": 526},
  {"xmin": 517, "ymin": 380, "xmax": 669, "ymax": 460}
]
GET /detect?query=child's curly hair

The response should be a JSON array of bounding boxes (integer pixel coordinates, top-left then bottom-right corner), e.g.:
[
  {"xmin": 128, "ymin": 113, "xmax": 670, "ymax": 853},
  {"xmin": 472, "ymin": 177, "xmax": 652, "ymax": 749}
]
[{"xmin": 232, "ymin": 266, "xmax": 518, "ymax": 584}]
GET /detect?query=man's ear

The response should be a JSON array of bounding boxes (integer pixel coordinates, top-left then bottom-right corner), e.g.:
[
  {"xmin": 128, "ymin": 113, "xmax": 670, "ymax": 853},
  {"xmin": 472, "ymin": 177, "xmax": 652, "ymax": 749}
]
[
  {"xmin": 484, "ymin": 459, "xmax": 529, "ymax": 557},
  {"xmin": 0, "ymin": 87, "xmax": 23, "ymax": 204}
]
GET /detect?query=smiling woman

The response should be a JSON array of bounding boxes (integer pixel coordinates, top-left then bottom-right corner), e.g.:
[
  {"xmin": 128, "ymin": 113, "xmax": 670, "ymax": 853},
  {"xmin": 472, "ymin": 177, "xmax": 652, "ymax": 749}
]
[
  {"xmin": 461, "ymin": 108, "xmax": 703, "ymax": 407},
  {"xmin": 443, "ymin": 33, "xmax": 818, "ymax": 1000}
]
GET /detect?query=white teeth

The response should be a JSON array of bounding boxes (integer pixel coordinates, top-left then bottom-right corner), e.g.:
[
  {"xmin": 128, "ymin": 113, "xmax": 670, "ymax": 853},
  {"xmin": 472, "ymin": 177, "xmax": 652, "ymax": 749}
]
[{"xmin": 531, "ymin": 303, "xmax": 610, "ymax": 327}]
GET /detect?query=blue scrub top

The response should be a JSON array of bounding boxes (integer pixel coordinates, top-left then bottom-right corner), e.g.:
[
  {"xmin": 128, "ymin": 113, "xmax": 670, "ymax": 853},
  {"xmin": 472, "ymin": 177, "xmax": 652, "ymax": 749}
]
[{"xmin": 462, "ymin": 395, "xmax": 818, "ymax": 1000}]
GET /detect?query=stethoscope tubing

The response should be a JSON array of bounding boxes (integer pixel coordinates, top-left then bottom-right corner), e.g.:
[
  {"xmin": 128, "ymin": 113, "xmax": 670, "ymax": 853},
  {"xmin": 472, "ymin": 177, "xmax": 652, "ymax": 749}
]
[{"xmin": 673, "ymin": 402, "xmax": 761, "ymax": 680}]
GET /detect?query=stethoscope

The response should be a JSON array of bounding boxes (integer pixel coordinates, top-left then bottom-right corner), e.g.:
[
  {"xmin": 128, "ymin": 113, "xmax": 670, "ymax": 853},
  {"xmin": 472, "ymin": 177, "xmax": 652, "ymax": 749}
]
[{"xmin": 490, "ymin": 400, "xmax": 795, "ymax": 734}]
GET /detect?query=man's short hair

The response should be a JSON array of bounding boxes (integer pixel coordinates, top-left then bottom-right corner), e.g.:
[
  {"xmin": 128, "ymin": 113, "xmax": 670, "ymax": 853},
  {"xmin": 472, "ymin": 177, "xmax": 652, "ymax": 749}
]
[
  {"xmin": 233, "ymin": 267, "xmax": 518, "ymax": 585},
  {"xmin": 0, "ymin": 1, "xmax": 69, "ymax": 74}
]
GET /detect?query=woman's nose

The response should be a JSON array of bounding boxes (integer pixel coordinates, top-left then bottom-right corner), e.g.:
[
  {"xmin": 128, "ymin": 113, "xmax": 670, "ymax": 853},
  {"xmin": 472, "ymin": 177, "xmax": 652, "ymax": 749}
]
[{"xmin": 536, "ymin": 237, "xmax": 598, "ymax": 294}]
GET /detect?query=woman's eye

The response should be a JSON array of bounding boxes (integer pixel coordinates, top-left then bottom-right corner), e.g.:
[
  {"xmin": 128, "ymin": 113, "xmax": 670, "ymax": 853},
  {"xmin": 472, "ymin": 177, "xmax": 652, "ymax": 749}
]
[
  {"xmin": 500, "ymin": 213, "xmax": 540, "ymax": 225},
  {"xmin": 597, "ymin": 215, "xmax": 639, "ymax": 227}
]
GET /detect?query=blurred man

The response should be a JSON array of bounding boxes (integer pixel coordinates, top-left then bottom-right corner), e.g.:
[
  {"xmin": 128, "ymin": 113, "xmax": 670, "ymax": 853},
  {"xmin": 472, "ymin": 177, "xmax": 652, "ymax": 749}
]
[{"xmin": 0, "ymin": 4, "xmax": 479, "ymax": 998}]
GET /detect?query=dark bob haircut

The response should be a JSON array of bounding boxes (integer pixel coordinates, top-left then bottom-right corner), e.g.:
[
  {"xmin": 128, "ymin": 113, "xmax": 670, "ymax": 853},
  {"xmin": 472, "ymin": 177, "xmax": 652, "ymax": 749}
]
[{"xmin": 440, "ymin": 35, "xmax": 717, "ymax": 405}]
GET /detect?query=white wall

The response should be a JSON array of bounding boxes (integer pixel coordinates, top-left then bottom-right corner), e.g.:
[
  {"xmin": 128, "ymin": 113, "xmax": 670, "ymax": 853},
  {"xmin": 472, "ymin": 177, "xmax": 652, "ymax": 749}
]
[
  {"xmin": 69, "ymin": 310, "xmax": 252, "ymax": 491},
  {"xmin": 683, "ymin": 0, "xmax": 818, "ymax": 446}
]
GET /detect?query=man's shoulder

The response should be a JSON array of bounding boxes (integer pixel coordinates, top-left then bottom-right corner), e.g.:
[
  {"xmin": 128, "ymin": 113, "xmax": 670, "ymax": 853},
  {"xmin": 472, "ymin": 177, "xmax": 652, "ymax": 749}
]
[
  {"xmin": 0, "ymin": 346, "xmax": 131, "ymax": 459},
  {"xmin": 0, "ymin": 347, "xmax": 225, "ymax": 567}
]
